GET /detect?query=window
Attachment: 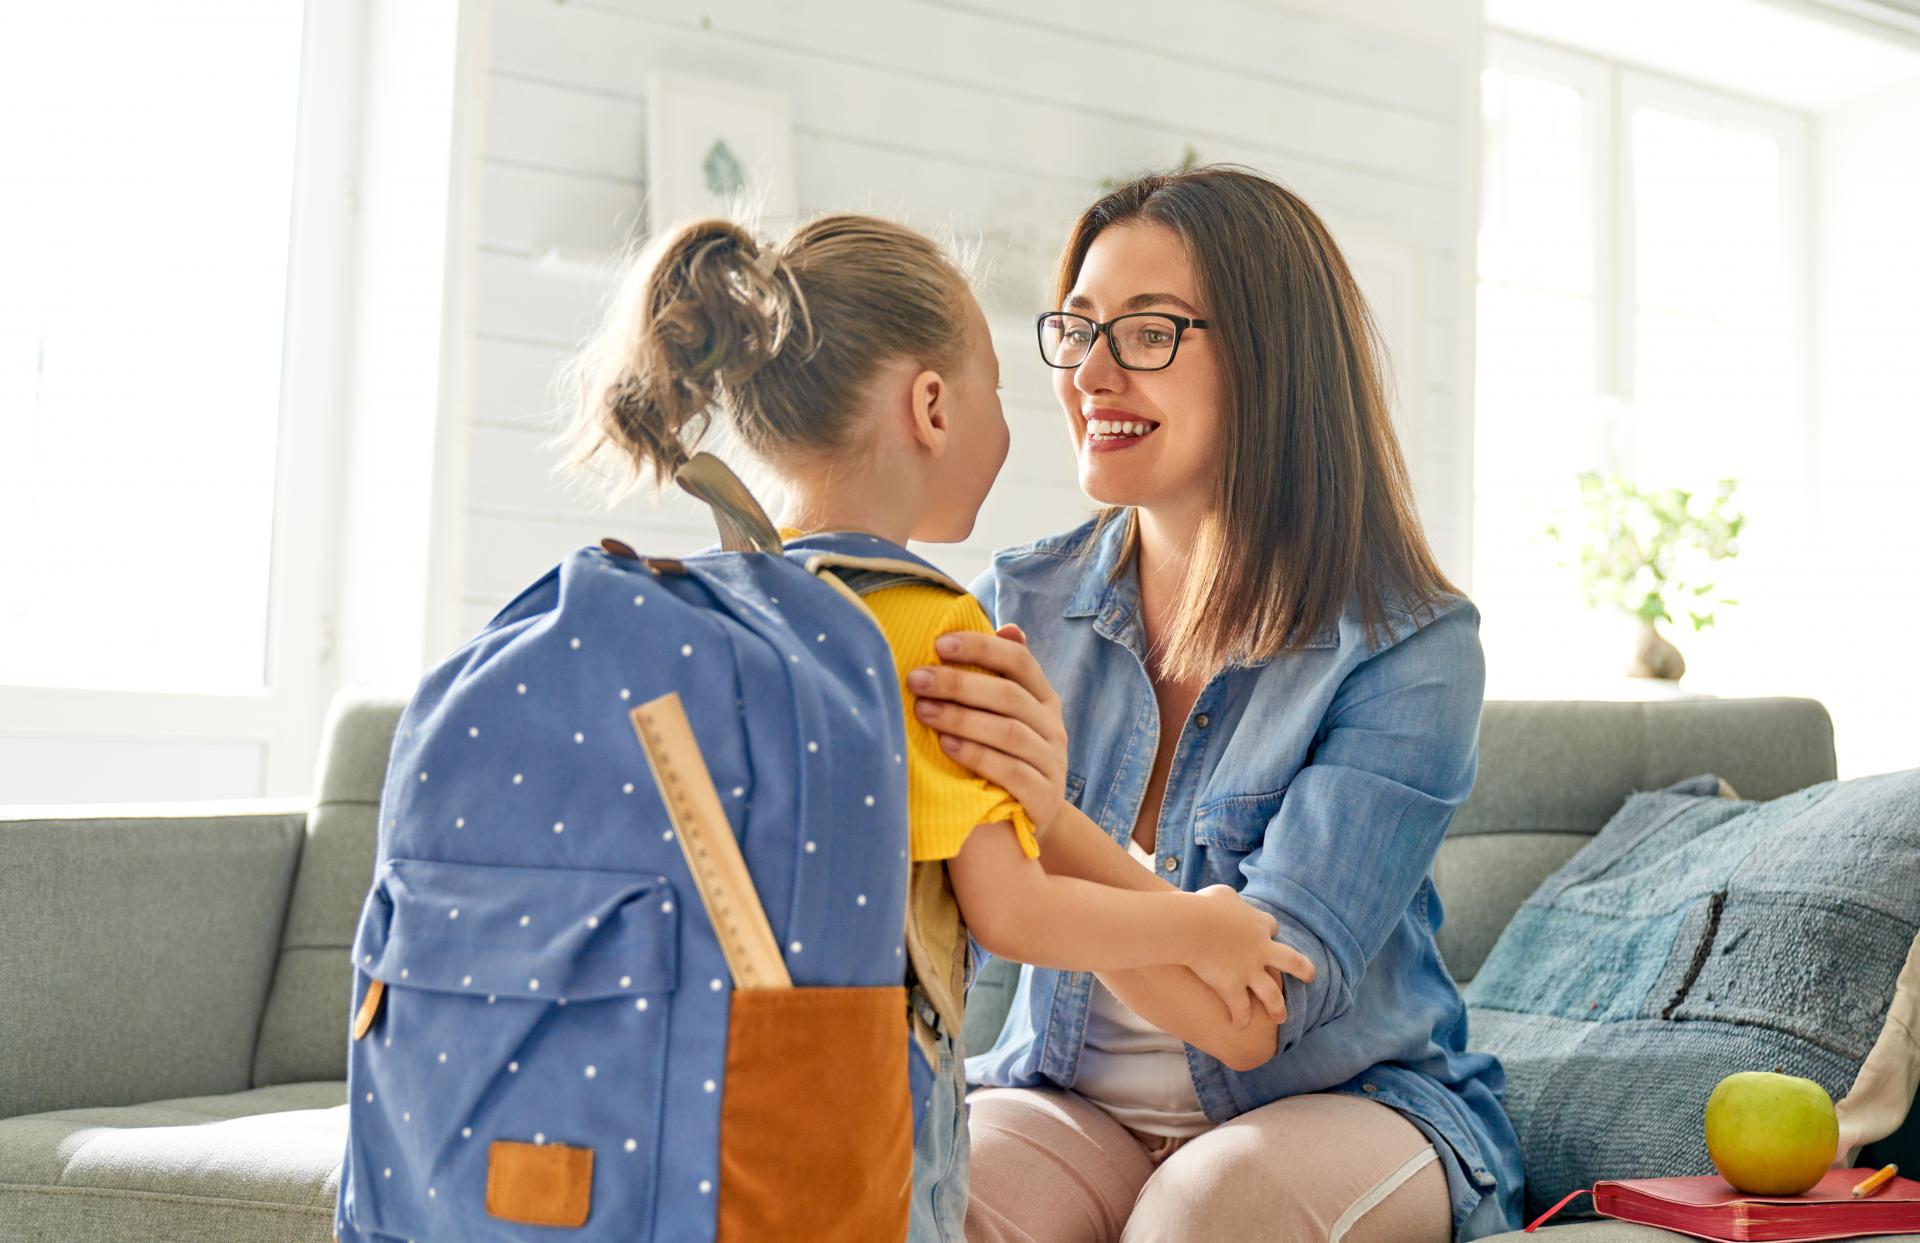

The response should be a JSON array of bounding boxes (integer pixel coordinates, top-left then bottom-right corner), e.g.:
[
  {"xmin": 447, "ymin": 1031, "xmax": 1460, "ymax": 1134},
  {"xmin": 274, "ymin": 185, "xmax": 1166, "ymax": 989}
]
[
  {"xmin": 0, "ymin": 2, "xmax": 305, "ymax": 693},
  {"xmin": 0, "ymin": 2, "xmax": 353, "ymax": 801},
  {"xmin": 1475, "ymin": 33, "xmax": 1809, "ymax": 694}
]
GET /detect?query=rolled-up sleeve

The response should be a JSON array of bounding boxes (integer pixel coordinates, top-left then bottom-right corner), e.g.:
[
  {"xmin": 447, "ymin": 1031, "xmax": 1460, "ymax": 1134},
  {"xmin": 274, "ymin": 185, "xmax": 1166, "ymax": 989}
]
[{"xmin": 1236, "ymin": 601, "xmax": 1485, "ymax": 1054}]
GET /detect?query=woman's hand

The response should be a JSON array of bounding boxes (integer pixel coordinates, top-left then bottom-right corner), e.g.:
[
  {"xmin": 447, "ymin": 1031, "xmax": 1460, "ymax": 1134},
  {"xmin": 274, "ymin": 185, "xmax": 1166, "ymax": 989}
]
[
  {"xmin": 1182, "ymin": 885, "xmax": 1318, "ymax": 1028},
  {"xmin": 908, "ymin": 624, "xmax": 1072, "ymax": 834}
]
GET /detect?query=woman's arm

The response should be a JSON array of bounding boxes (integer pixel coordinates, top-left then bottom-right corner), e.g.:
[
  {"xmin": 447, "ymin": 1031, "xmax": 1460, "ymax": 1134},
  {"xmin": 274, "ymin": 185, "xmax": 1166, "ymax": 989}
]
[
  {"xmin": 1035, "ymin": 803, "xmax": 1310, "ymax": 1071},
  {"xmin": 911, "ymin": 628, "xmax": 1315, "ymax": 1063},
  {"xmin": 948, "ymin": 823, "xmax": 1299, "ymax": 1030},
  {"xmin": 1223, "ymin": 604, "xmax": 1486, "ymax": 1054},
  {"xmin": 948, "ymin": 605, "xmax": 1487, "ymax": 1065},
  {"xmin": 942, "ymin": 609, "xmax": 1484, "ymax": 1062}
]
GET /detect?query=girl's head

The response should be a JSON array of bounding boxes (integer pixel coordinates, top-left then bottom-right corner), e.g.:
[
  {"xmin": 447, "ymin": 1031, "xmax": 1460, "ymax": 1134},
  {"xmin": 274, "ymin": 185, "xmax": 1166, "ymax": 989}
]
[
  {"xmin": 1048, "ymin": 165, "xmax": 1455, "ymax": 677},
  {"xmin": 566, "ymin": 214, "xmax": 1006, "ymax": 543}
]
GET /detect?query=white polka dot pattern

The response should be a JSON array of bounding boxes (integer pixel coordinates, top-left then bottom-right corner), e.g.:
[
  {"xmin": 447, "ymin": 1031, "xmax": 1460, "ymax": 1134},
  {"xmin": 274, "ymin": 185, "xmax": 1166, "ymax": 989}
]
[{"xmin": 340, "ymin": 532, "xmax": 957, "ymax": 1238}]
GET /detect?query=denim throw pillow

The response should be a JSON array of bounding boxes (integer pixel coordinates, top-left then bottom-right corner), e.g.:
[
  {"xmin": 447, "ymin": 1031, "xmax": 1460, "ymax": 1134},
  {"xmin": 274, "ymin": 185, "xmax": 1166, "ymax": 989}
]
[{"xmin": 1464, "ymin": 769, "xmax": 1920, "ymax": 1221}]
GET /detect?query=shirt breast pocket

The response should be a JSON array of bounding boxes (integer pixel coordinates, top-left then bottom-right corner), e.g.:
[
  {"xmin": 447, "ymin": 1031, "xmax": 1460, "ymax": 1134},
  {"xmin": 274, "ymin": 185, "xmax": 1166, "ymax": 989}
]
[{"xmin": 1191, "ymin": 789, "xmax": 1287, "ymax": 886}]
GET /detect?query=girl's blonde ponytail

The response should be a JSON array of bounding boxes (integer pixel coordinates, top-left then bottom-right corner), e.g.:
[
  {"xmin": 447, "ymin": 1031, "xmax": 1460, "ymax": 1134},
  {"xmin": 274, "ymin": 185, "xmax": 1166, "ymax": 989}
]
[
  {"xmin": 567, "ymin": 218, "xmax": 809, "ymax": 490},
  {"xmin": 565, "ymin": 212, "xmax": 971, "ymax": 497}
]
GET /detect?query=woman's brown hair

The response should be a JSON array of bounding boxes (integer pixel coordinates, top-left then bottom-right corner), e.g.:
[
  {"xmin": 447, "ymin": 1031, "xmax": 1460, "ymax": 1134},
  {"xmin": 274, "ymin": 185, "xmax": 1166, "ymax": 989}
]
[
  {"xmin": 1060, "ymin": 165, "xmax": 1458, "ymax": 678},
  {"xmin": 563, "ymin": 214, "xmax": 974, "ymax": 493}
]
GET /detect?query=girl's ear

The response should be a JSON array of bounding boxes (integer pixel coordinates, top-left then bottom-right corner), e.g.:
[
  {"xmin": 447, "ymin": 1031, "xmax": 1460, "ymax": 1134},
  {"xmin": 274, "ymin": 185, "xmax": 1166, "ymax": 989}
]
[{"xmin": 908, "ymin": 368, "xmax": 949, "ymax": 460}]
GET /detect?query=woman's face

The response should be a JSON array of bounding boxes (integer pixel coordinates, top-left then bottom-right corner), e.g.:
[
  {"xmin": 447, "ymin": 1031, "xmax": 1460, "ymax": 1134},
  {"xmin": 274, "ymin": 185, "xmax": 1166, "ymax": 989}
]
[{"xmin": 1052, "ymin": 221, "xmax": 1227, "ymax": 523}]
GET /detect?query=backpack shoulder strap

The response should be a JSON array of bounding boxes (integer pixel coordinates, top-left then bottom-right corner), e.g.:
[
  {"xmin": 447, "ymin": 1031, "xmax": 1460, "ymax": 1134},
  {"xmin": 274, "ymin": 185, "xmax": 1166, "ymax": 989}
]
[
  {"xmin": 777, "ymin": 534, "xmax": 968, "ymax": 633},
  {"xmin": 814, "ymin": 559, "xmax": 966, "ymax": 600},
  {"xmin": 831, "ymin": 567, "xmax": 944, "ymax": 598},
  {"xmin": 780, "ymin": 533, "xmax": 968, "ymax": 597}
]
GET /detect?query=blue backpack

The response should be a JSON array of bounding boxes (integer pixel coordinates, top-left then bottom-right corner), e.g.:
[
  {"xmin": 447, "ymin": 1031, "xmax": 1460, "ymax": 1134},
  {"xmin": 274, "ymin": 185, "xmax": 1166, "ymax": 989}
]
[{"xmin": 333, "ymin": 456, "xmax": 962, "ymax": 1242}]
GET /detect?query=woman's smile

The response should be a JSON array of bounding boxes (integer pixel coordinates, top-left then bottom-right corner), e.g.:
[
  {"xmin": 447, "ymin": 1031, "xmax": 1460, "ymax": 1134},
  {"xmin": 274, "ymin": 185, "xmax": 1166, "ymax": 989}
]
[{"xmin": 1082, "ymin": 408, "xmax": 1162, "ymax": 452}]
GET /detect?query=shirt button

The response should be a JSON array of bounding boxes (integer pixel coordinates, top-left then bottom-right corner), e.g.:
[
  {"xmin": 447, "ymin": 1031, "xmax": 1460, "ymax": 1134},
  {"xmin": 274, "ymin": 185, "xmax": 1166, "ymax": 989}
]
[
  {"xmin": 1195, "ymin": 713, "xmax": 1211, "ymax": 729},
  {"xmin": 1362, "ymin": 1082, "xmax": 1379, "ymax": 1093},
  {"xmin": 1161, "ymin": 856, "xmax": 1178, "ymax": 873}
]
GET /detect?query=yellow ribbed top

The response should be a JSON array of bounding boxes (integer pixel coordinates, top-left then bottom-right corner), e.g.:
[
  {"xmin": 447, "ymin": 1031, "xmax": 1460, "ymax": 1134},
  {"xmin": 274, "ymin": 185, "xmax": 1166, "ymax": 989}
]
[
  {"xmin": 861, "ymin": 582, "xmax": 1041, "ymax": 863},
  {"xmin": 779, "ymin": 529, "xmax": 1039, "ymax": 863}
]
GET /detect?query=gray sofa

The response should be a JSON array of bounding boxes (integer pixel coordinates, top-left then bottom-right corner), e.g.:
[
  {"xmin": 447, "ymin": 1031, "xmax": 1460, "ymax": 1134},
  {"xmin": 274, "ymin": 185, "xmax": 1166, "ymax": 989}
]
[{"xmin": 2, "ymin": 692, "xmax": 1910, "ymax": 1241}]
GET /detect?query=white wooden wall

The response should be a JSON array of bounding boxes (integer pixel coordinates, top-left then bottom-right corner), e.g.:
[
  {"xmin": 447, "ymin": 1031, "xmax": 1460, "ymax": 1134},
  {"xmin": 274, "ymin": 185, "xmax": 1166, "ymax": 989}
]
[{"xmin": 457, "ymin": 0, "xmax": 1479, "ymax": 641}]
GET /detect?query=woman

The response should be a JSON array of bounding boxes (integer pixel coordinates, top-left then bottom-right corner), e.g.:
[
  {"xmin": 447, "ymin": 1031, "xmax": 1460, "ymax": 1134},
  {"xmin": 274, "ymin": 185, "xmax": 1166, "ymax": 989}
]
[{"xmin": 907, "ymin": 167, "xmax": 1525, "ymax": 1241}]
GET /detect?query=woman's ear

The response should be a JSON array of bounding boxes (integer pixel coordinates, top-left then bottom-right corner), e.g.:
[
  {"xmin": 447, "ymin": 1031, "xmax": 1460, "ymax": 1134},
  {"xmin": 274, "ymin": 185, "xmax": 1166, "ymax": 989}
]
[{"xmin": 908, "ymin": 368, "xmax": 949, "ymax": 460}]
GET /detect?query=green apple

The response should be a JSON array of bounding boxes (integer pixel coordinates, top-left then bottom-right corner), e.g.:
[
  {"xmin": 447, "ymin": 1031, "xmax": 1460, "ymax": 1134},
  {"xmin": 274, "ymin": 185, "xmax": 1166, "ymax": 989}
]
[{"xmin": 1704, "ymin": 1070, "xmax": 1839, "ymax": 1196}]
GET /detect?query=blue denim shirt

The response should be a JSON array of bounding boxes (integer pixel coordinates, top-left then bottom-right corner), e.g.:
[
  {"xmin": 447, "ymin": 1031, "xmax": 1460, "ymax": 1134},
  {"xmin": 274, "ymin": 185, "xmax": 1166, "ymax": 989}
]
[{"xmin": 963, "ymin": 515, "xmax": 1526, "ymax": 1240}]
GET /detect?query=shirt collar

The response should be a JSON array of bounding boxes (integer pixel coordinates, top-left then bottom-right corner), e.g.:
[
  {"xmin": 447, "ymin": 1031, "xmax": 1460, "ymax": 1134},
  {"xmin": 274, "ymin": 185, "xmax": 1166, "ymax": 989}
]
[
  {"xmin": 1064, "ymin": 511, "xmax": 1135, "ymax": 620},
  {"xmin": 1064, "ymin": 509, "xmax": 1343, "ymax": 659}
]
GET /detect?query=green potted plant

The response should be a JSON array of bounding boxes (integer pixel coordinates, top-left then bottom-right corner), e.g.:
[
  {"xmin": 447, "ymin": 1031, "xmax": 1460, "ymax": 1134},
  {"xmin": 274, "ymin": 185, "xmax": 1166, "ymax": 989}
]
[{"xmin": 1546, "ymin": 473, "xmax": 1745, "ymax": 680}]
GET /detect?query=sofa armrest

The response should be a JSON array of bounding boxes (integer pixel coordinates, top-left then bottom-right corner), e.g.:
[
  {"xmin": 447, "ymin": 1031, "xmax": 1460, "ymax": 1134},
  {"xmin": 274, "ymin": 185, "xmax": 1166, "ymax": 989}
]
[{"xmin": 0, "ymin": 801, "xmax": 307, "ymax": 1120}]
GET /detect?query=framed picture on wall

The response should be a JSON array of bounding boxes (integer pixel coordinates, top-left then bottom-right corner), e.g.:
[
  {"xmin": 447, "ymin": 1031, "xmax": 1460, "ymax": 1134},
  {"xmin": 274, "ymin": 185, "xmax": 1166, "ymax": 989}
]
[{"xmin": 645, "ymin": 73, "xmax": 797, "ymax": 236}]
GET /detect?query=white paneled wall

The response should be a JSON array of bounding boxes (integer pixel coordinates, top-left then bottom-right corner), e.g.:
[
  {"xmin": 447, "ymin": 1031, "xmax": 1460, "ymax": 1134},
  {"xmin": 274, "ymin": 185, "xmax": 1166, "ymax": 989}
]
[{"xmin": 457, "ymin": 0, "xmax": 1478, "ymax": 641}]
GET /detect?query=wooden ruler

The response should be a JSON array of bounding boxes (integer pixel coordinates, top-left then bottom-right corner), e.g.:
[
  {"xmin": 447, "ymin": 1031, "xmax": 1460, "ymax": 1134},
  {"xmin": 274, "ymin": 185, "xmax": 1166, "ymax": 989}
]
[{"xmin": 630, "ymin": 693, "xmax": 791, "ymax": 991}]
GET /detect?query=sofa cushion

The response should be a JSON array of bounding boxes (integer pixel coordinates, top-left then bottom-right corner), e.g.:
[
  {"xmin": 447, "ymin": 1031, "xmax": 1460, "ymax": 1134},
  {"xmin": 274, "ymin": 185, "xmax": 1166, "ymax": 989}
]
[
  {"xmin": 1465, "ymin": 769, "xmax": 1920, "ymax": 1223},
  {"xmin": 1435, "ymin": 698, "xmax": 1836, "ymax": 983},
  {"xmin": 253, "ymin": 693, "xmax": 402, "ymax": 1088},
  {"xmin": 0, "ymin": 1081, "xmax": 345, "ymax": 1243},
  {"xmin": 0, "ymin": 806, "xmax": 305, "ymax": 1121}
]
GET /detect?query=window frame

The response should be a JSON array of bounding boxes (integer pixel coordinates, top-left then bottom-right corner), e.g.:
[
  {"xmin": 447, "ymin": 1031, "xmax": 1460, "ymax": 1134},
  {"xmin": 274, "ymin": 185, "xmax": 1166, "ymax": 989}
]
[
  {"xmin": 1611, "ymin": 66, "xmax": 1813, "ymax": 491},
  {"xmin": 1478, "ymin": 30, "xmax": 1814, "ymax": 521}
]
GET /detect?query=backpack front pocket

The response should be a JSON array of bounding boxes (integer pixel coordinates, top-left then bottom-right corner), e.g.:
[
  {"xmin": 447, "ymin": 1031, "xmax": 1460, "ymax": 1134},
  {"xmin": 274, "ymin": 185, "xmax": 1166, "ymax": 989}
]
[
  {"xmin": 716, "ymin": 985, "xmax": 912, "ymax": 1243},
  {"xmin": 342, "ymin": 857, "xmax": 678, "ymax": 1239}
]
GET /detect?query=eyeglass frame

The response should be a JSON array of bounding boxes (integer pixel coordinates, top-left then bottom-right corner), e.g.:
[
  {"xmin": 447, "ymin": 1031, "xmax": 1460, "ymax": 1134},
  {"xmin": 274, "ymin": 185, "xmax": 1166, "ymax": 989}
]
[{"xmin": 1034, "ymin": 310, "xmax": 1211, "ymax": 372}]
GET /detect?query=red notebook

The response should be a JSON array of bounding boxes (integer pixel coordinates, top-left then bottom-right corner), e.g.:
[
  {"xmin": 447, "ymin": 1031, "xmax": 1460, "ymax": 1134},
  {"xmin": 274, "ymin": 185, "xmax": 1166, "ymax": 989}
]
[{"xmin": 1525, "ymin": 1169, "xmax": 1920, "ymax": 1241}]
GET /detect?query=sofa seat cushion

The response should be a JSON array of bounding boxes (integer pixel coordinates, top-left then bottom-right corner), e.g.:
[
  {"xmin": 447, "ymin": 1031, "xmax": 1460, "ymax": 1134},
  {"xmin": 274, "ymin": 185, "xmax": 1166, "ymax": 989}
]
[{"xmin": 0, "ymin": 1081, "xmax": 345, "ymax": 1243}]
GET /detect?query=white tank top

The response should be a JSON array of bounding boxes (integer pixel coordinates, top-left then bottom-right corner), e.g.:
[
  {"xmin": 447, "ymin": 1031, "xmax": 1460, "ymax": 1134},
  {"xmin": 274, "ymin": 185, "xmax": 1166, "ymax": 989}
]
[{"xmin": 1072, "ymin": 840, "xmax": 1214, "ymax": 1138}]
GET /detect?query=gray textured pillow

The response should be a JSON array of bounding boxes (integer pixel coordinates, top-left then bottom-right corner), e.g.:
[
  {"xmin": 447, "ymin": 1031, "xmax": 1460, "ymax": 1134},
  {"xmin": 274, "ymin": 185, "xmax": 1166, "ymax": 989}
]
[{"xmin": 1464, "ymin": 769, "xmax": 1920, "ymax": 1221}]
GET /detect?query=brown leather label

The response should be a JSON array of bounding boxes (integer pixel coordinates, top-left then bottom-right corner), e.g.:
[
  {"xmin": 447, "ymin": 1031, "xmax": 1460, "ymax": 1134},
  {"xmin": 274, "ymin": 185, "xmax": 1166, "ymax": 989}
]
[
  {"xmin": 351, "ymin": 978, "xmax": 385, "ymax": 1041},
  {"xmin": 486, "ymin": 1139, "xmax": 594, "ymax": 1228}
]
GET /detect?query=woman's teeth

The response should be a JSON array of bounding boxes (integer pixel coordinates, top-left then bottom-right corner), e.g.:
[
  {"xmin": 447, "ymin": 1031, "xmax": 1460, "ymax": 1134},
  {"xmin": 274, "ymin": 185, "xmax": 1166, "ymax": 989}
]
[{"xmin": 1087, "ymin": 419, "xmax": 1154, "ymax": 437}]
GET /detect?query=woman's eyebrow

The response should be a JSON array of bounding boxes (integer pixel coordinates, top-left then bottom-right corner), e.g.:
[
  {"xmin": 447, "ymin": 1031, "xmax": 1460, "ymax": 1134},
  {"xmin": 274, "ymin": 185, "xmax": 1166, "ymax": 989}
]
[{"xmin": 1063, "ymin": 291, "xmax": 1202, "ymax": 315}]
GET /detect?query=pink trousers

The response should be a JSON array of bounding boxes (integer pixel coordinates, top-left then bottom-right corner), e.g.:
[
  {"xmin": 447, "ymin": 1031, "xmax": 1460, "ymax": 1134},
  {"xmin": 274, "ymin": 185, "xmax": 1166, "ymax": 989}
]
[{"xmin": 964, "ymin": 1088, "xmax": 1453, "ymax": 1243}]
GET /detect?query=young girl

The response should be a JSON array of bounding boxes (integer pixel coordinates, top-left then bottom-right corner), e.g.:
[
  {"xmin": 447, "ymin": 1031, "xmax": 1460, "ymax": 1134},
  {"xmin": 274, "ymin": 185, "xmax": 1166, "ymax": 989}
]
[{"xmin": 563, "ymin": 212, "xmax": 1307, "ymax": 1241}]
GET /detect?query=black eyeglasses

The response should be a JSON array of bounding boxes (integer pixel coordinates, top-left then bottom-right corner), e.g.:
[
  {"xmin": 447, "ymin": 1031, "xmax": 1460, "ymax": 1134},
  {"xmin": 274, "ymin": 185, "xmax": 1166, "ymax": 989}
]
[{"xmin": 1035, "ymin": 311, "xmax": 1210, "ymax": 372}]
